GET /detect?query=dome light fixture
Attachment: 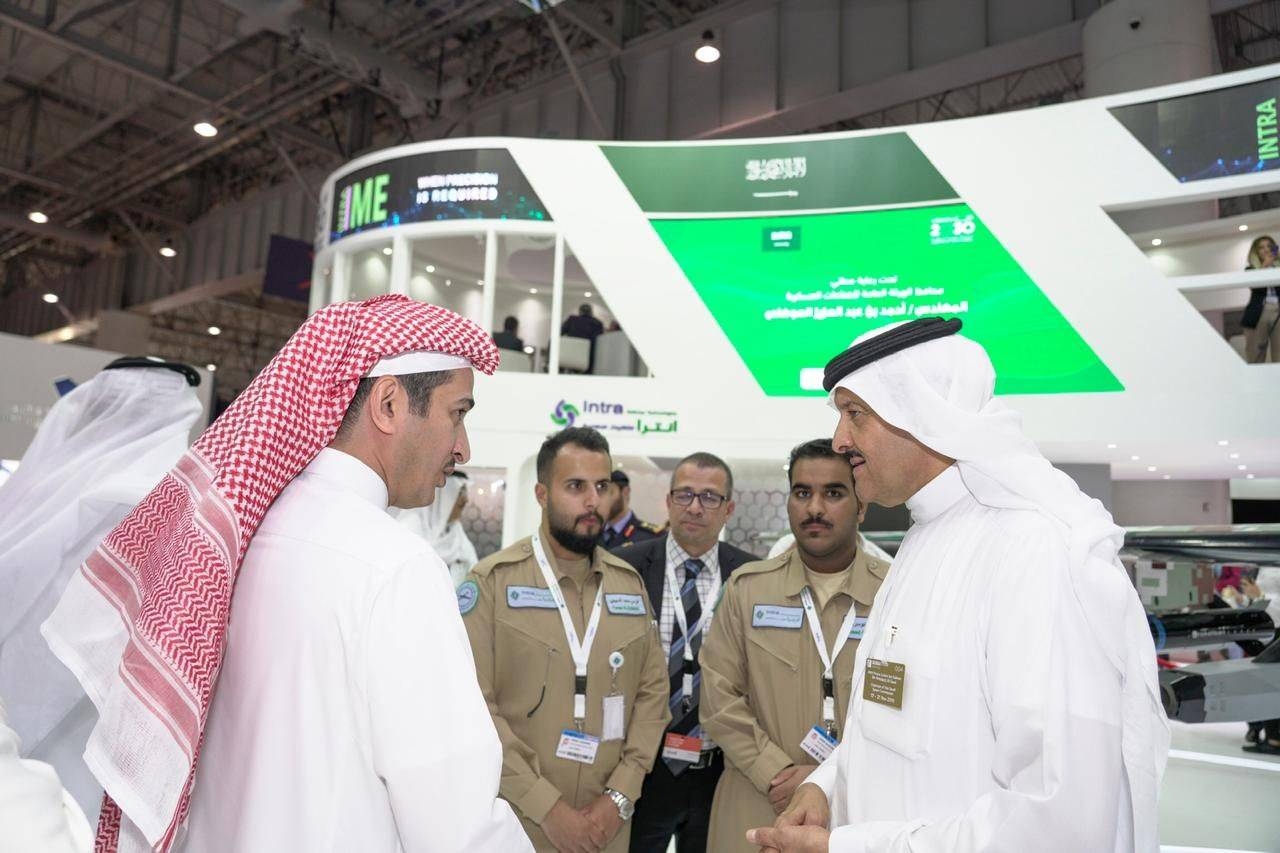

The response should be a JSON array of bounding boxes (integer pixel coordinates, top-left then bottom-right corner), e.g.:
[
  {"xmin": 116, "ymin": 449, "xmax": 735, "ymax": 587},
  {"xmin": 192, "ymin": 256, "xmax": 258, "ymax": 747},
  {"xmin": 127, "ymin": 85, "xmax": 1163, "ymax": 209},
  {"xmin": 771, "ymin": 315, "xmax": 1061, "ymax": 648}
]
[
  {"xmin": 207, "ymin": 363, "xmax": 217, "ymax": 372},
  {"xmin": 27, "ymin": 210, "xmax": 49, "ymax": 224},
  {"xmin": 207, "ymin": 325, "xmax": 221, "ymax": 336},
  {"xmin": 42, "ymin": 292, "xmax": 58, "ymax": 304},
  {"xmin": 695, "ymin": 30, "xmax": 720, "ymax": 64},
  {"xmin": 193, "ymin": 121, "xmax": 218, "ymax": 138},
  {"xmin": 159, "ymin": 239, "xmax": 177, "ymax": 258}
]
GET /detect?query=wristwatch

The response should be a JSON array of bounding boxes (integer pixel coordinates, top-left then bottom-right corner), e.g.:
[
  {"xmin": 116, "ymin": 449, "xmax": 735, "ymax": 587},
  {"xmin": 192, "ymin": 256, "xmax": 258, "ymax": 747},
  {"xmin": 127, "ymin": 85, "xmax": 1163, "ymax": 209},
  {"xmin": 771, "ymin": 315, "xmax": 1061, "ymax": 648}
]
[{"xmin": 604, "ymin": 788, "xmax": 634, "ymax": 821}]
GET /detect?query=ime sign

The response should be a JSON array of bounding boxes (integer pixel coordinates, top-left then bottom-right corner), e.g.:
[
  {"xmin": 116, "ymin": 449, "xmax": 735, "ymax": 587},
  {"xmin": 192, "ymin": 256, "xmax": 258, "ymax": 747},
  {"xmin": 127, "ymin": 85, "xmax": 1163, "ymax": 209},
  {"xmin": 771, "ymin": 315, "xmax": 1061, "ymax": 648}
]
[{"xmin": 336, "ymin": 173, "xmax": 390, "ymax": 232}]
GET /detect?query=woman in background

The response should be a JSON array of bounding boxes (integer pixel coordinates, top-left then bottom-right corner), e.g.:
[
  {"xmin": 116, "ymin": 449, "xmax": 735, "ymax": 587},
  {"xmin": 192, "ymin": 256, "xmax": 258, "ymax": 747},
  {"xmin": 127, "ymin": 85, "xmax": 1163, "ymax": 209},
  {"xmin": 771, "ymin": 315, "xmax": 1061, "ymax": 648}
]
[{"xmin": 1243, "ymin": 235, "xmax": 1280, "ymax": 363}]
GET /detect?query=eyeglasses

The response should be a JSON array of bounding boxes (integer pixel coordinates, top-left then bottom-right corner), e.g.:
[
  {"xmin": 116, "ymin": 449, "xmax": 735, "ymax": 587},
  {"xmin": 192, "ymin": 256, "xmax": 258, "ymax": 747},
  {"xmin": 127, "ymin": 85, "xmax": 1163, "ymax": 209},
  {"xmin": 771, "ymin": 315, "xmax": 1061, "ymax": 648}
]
[{"xmin": 669, "ymin": 489, "xmax": 728, "ymax": 509}]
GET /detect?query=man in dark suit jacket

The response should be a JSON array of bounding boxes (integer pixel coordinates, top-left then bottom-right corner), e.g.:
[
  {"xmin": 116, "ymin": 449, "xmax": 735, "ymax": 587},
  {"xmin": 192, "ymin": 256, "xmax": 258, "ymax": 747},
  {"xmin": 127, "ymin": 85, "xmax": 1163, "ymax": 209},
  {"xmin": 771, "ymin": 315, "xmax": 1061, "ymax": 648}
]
[
  {"xmin": 492, "ymin": 315, "xmax": 524, "ymax": 352},
  {"xmin": 610, "ymin": 453, "xmax": 757, "ymax": 853}
]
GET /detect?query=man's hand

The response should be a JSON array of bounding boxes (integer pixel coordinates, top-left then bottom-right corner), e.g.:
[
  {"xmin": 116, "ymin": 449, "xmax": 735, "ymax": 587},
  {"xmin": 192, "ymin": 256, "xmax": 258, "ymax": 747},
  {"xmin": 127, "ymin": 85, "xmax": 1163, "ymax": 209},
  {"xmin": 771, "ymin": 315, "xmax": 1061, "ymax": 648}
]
[
  {"xmin": 768, "ymin": 765, "xmax": 816, "ymax": 815},
  {"xmin": 542, "ymin": 798, "xmax": 606, "ymax": 853},
  {"xmin": 775, "ymin": 782, "xmax": 830, "ymax": 829},
  {"xmin": 746, "ymin": 825, "xmax": 830, "ymax": 852},
  {"xmin": 581, "ymin": 794, "xmax": 624, "ymax": 846}
]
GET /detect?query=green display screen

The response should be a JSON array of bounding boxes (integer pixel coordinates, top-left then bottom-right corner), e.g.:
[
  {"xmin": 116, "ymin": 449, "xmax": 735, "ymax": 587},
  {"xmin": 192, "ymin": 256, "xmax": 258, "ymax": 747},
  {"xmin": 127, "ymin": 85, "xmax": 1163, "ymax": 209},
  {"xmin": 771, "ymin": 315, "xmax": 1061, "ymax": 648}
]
[{"xmin": 650, "ymin": 204, "xmax": 1122, "ymax": 396}]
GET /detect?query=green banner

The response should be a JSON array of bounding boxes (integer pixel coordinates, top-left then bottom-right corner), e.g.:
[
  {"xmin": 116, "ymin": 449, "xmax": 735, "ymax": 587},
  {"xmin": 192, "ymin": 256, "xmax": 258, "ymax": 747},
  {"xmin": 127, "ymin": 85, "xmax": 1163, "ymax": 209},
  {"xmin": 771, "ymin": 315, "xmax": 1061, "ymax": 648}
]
[
  {"xmin": 601, "ymin": 134, "xmax": 956, "ymax": 214},
  {"xmin": 650, "ymin": 204, "xmax": 1122, "ymax": 396}
]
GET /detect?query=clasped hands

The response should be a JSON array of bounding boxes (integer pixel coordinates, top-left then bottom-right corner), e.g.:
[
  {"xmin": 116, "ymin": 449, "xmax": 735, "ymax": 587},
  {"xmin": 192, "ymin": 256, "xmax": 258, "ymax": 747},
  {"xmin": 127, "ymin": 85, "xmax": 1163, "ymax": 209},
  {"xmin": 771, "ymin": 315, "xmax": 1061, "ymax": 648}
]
[{"xmin": 543, "ymin": 795, "xmax": 623, "ymax": 853}]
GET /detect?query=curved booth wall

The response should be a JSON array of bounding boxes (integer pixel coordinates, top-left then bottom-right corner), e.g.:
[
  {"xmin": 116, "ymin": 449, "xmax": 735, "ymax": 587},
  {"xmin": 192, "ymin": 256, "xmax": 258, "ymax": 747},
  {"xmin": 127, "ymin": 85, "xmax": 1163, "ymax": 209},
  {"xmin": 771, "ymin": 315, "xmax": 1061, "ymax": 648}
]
[{"xmin": 314, "ymin": 65, "xmax": 1280, "ymax": 540}]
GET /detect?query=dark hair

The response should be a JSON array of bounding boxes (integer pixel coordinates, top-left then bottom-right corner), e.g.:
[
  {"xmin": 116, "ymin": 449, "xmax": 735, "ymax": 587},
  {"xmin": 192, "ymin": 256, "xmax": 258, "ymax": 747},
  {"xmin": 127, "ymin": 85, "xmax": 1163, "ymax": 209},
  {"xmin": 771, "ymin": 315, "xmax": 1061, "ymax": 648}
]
[
  {"xmin": 578, "ymin": 303, "xmax": 593, "ymax": 316},
  {"xmin": 336, "ymin": 370, "xmax": 454, "ymax": 438},
  {"xmin": 786, "ymin": 438, "xmax": 847, "ymax": 486},
  {"xmin": 537, "ymin": 427, "xmax": 611, "ymax": 484},
  {"xmin": 672, "ymin": 451, "xmax": 734, "ymax": 496},
  {"xmin": 503, "ymin": 315, "xmax": 519, "ymax": 332}
]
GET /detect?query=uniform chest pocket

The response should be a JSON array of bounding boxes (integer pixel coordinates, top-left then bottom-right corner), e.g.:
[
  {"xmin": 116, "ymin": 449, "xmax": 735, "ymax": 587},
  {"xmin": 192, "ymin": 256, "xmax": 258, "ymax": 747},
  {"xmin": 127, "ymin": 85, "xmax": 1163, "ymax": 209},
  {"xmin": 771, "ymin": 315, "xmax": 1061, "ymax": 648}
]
[
  {"xmin": 746, "ymin": 626, "xmax": 800, "ymax": 672},
  {"xmin": 855, "ymin": 640, "xmax": 938, "ymax": 761}
]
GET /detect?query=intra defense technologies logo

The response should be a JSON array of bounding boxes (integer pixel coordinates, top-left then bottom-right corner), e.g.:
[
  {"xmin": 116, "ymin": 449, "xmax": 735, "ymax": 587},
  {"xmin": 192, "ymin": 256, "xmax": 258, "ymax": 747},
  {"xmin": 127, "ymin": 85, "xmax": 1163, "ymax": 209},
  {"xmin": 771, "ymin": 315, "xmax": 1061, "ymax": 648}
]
[{"xmin": 550, "ymin": 400, "xmax": 580, "ymax": 427}]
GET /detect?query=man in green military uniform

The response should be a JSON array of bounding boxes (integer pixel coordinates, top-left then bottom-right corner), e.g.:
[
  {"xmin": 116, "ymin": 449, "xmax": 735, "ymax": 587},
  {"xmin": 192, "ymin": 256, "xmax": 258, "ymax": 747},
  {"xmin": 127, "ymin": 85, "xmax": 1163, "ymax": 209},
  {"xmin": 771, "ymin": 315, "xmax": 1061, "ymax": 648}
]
[
  {"xmin": 698, "ymin": 438, "xmax": 889, "ymax": 852},
  {"xmin": 461, "ymin": 427, "xmax": 671, "ymax": 852},
  {"xmin": 601, "ymin": 470, "xmax": 663, "ymax": 549}
]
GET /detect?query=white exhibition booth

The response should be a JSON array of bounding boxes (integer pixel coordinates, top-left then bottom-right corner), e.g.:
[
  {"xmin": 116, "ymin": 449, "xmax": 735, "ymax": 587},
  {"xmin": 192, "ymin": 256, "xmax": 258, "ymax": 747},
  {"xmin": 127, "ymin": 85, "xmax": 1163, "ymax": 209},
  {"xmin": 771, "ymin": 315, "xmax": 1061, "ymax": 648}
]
[{"xmin": 311, "ymin": 64, "xmax": 1280, "ymax": 544}]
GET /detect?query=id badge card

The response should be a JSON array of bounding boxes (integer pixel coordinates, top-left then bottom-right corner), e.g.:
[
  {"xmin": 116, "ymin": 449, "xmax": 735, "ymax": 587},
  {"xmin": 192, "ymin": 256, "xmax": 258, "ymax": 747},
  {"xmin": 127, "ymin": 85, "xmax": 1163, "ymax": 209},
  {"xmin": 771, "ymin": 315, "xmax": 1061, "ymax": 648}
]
[
  {"xmin": 863, "ymin": 658, "xmax": 906, "ymax": 709},
  {"xmin": 602, "ymin": 694, "xmax": 626, "ymax": 742},
  {"xmin": 556, "ymin": 729, "xmax": 600, "ymax": 764},
  {"xmin": 661, "ymin": 732, "xmax": 702, "ymax": 763},
  {"xmin": 799, "ymin": 725, "xmax": 837, "ymax": 762}
]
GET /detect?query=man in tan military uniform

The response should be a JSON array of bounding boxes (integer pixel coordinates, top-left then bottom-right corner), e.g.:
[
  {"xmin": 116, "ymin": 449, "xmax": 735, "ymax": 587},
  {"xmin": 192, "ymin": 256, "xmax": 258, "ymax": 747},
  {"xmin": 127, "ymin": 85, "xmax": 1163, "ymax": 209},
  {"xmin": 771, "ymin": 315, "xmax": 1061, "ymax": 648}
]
[
  {"xmin": 699, "ymin": 439, "xmax": 889, "ymax": 852},
  {"xmin": 461, "ymin": 427, "xmax": 670, "ymax": 852}
]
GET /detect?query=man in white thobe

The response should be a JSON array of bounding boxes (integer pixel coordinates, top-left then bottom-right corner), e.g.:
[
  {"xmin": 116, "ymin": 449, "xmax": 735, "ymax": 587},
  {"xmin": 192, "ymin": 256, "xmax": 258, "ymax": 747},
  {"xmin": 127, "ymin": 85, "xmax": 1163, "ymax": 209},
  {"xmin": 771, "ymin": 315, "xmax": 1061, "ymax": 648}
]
[
  {"xmin": 393, "ymin": 471, "xmax": 479, "ymax": 588},
  {"xmin": 0, "ymin": 361, "xmax": 202, "ymax": 824},
  {"xmin": 182, "ymin": 355, "xmax": 531, "ymax": 851},
  {"xmin": 748, "ymin": 318, "xmax": 1168, "ymax": 853}
]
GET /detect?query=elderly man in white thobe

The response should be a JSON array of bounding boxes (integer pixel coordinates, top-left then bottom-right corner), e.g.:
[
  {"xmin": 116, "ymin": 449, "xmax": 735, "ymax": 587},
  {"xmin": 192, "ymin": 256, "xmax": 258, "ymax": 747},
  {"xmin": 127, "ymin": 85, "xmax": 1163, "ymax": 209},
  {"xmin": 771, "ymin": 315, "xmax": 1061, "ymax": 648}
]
[{"xmin": 748, "ymin": 318, "xmax": 1168, "ymax": 853}]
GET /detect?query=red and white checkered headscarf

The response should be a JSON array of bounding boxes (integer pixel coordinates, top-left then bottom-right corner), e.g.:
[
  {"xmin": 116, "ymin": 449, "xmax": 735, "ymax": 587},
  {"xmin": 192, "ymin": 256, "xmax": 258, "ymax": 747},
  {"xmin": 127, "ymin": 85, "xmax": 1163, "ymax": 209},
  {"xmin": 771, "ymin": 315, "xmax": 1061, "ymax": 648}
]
[{"xmin": 40, "ymin": 295, "xmax": 499, "ymax": 853}]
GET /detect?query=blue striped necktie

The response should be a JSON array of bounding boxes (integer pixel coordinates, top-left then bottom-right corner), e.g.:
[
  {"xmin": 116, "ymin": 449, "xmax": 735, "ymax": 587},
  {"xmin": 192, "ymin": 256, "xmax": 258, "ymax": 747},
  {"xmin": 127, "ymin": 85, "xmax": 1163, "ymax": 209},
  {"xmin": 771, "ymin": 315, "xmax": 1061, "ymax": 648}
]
[{"xmin": 665, "ymin": 558, "xmax": 704, "ymax": 774}]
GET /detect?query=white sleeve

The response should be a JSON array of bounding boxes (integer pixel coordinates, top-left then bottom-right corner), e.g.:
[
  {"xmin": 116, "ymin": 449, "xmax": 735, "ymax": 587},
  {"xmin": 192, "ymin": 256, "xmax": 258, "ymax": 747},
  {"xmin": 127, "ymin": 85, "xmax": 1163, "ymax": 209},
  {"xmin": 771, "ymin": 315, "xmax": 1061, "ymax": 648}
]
[
  {"xmin": 830, "ymin": 531, "xmax": 1127, "ymax": 853},
  {"xmin": 805, "ymin": 736, "xmax": 844, "ymax": 801},
  {"xmin": 366, "ymin": 556, "xmax": 532, "ymax": 852}
]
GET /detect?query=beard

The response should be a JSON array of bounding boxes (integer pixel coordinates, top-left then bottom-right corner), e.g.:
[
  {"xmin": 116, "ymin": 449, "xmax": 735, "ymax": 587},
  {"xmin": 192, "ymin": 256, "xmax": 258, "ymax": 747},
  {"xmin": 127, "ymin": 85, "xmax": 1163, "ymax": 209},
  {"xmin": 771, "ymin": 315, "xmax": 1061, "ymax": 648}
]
[{"xmin": 548, "ymin": 507, "xmax": 603, "ymax": 555}]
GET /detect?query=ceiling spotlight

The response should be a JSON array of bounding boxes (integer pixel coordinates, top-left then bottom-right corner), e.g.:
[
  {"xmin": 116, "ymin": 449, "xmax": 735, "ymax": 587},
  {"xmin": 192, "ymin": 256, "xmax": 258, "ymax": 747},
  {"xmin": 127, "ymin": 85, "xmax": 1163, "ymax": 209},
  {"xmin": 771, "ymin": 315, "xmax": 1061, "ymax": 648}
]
[
  {"xmin": 1218, "ymin": 440, "xmax": 1230, "ymax": 446},
  {"xmin": 1150, "ymin": 238, "xmax": 1162, "ymax": 247},
  {"xmin": 41, "ymin": 292, "xmax": 58, "ymax": 304},
  {"xmin": 584, "ymin": 291, "xmax": 593, "ymax": 298},
  {"xmin": 27, "ymin": 210, "xmax": 48, "ymax": 224},
  {"xmin": 193, "ymin": 121, "xmax": 218, "ymax": 138},
  {"xmin": 206, "ymin": 363, "xmax": 217, "ymax": 372},
  {"xmin": 522, "ymin": 345, "xmax": 534, "ymax": 354},
  {"xmin": 1239, "ymin": 224, "xmax": 1249, "ymax": 232},
  {"xmin": 207, "ymin": 325, "xmax": 221, "ymax": 336},
  {"xmin": 1247, "ymin": 473, "xmax": 1256, "ymax": 479},
  {"xmin": 1238, "ymin": 464, "xmax": 1248, "ymax": 471},
  {"xmin": 1162, "ymin": 474, "xmax": 1171, "ymax": 480},
  {"xmin": 159, "ymin": 240, "xmax": 177, "ymax": 258},
  {"xmin": 1146, "ymin": 466, "xmax": 1157, "ymax": 472},
  {"xmin": 445, "ymin": 279, "xmax": 452, "ymax": 286},
  {"xmin": 476, "ymin": 279, "xmax": 484, "ymax": 286},
  {"xmin": 695, "ymin": 30, "xmax": 720, "ymax": 63},
  {"xmin": 1130, "ymin": 455, "xmax": 1140, "ymax": 461},
  {"xmin": 1229, "ymin": 452, "xmax": 1240, "ymax": 459},
  {"xmin": 529, "ymin": 287, "xmax": 538, "ymax": 294},
  {"xmin": 382, "ymin": 247, "xmax": 393, "ymax": 256},
  {"xmin": 1106, "ymin": 443, "xmax": 1117, "ymax": 449},
  {"xmin": 425, "ymin": 264, "xmax": 436, "ymax": 273}
]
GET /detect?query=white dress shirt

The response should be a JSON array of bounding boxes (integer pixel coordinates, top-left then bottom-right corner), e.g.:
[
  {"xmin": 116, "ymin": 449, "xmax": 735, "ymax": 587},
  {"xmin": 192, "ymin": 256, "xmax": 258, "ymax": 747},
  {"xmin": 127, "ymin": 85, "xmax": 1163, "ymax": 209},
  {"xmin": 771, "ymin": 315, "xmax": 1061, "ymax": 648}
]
[
  {"xmin": 183, "ymin": 449, "xmax": 529, "ymax": 853},
  {"xmin": 809, "ymin": 465, "xmax": 1134, "ymax": 852}
]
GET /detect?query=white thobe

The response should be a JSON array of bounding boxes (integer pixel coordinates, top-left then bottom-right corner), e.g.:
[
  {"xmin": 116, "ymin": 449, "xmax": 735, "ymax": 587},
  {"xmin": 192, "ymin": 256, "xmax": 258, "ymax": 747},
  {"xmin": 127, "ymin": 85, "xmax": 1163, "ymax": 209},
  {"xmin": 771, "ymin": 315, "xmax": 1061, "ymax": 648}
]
[
  {"xmin": 183, "ymin": 449, "xmax": 530, "ymax": 853},
  {"xmin": 809, "ymin": 465, "xmax": 1133, "ymax": 852}
]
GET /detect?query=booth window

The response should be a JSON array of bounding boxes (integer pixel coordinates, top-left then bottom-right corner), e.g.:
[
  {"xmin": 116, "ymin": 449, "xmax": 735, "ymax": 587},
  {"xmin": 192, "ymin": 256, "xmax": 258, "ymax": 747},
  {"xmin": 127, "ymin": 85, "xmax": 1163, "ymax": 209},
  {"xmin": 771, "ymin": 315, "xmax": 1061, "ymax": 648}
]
[
  {"xmin": 407, "ymin": 234, "xmax": 487, "ymax": 328},
  {"xmin": 562, "ymin": 241, "xmax": 647, "ymax": 377},
  {"xmin": 493, "ymin": 234, "xmax": 554, "ymax": 373},
  {"xmin": 348, "ymin": 242, "xmax": 394, "ymax": 300}
]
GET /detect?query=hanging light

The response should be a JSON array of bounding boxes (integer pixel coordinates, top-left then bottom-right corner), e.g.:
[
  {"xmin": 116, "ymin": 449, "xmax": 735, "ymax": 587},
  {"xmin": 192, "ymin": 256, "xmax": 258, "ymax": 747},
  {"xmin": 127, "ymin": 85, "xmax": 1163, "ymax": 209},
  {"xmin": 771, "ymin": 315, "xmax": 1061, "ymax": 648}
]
[
  {"xmin": 695, "ymin": 30, "xmax": 720, "ymax": 63},
  {"xmin": 159, "ymin": 239, "xmax": 177, "ymax": 258}
]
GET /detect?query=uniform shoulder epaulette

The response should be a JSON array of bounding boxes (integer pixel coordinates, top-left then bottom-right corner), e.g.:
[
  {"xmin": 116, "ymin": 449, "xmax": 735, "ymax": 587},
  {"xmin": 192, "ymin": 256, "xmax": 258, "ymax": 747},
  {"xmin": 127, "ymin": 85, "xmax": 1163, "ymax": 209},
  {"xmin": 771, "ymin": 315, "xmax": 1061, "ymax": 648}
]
[
  {"xmin": 637, "ymin": 520, "xmax": 664, "ymax": 534},
  {"xmin": 599, "ymin": 548, "xmax": 644, "ymax": 578},
  {"xmin": 727, "ymin": 553, "xmax": 788, "ymax": 584},
  {"xmin": 469, "ymin": 536, "xmax": 534, "ymax": 577},
  {"xmin": 865, "ymin": 554, "xmax": 891, "ymax": 579}
]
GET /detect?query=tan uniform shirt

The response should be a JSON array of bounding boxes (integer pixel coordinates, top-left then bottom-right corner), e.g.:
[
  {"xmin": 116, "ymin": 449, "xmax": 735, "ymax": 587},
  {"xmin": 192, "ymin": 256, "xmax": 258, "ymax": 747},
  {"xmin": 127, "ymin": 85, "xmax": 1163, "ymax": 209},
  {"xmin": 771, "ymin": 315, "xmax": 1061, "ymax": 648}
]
[
  {"xmin": 699, "ymin": 547, "xmax": 888, "ymax": 852},
  {"xmin": 461, "ymin": 527, "xmax": 671, "ymax": 852}
]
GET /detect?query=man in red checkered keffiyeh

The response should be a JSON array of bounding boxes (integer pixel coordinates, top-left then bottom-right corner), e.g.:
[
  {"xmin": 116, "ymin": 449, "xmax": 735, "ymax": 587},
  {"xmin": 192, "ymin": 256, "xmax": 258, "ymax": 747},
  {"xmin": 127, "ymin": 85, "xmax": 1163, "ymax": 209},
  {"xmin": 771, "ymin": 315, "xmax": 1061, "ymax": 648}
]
[{"xmin": 41, "ymin": 295, "xmax": 533, "ymax": 852}]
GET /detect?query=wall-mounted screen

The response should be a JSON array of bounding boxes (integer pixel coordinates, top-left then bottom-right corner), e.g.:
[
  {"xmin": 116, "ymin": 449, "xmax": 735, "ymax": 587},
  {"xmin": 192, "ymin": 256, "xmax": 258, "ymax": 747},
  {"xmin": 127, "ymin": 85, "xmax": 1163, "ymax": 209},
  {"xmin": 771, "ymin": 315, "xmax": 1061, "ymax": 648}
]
[
  {"xmin": 603, "ymin": 137, "xmax": 1121, "ymax": 396},
  {"xmin": 330, "ymin": 148, "xmax": 549, "ymax": 243},
  {"xmin": 1110, "ymin": 77, "xmax": 1280, "ymax": 182}
]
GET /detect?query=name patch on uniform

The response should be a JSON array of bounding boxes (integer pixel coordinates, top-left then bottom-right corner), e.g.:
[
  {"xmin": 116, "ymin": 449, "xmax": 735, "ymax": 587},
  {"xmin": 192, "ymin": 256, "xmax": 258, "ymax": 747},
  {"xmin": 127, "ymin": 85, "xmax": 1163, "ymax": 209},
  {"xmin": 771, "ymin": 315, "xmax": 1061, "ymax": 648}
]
[
  {"xmin": 605, "ymin": 593, "xmax": 646, "ymax": 616},
  {"xmin": 848, "ymin": 616, "xmax": 868, "ymax": 640},
  {"xmin": 752, "ymin": 604, "xmax": 803, "ymax": 630},
  {"xmin": 506, "ymin": 585, "xmax": 557, "ymax": 609},
  {"xmin": 457, "ymin": 580, "xmax": 479, "ymax": 616}
]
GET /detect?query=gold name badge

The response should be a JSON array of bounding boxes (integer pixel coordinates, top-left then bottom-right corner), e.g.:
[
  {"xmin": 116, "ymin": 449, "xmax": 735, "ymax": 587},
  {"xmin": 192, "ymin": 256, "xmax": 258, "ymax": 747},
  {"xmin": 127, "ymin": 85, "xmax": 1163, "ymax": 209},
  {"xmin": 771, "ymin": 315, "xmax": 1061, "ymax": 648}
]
[{"xmin": 863, "ymin": 658, "xmax": 906, "ymax": 709}]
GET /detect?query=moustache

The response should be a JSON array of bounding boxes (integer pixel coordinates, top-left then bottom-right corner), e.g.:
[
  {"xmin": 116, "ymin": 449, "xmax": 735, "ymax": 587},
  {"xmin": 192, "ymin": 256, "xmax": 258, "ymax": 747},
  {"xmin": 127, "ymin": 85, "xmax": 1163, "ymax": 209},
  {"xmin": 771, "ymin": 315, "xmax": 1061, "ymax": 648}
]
[
  {"xmin": 801, "ymin": 517, "xmax": 832, "ymax": 529},
  {"xmin": 576, "ymin": 512, "xmax": 603, "ymax": 526}
]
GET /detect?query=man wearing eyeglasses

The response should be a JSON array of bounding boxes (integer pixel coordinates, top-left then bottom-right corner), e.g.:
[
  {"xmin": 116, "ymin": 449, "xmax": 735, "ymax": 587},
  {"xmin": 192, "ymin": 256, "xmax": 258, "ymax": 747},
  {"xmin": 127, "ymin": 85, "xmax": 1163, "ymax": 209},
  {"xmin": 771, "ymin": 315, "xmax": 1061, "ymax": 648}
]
[{"xmin": 611, "ymin": 452, "xmax": 757, "ymax": 853}]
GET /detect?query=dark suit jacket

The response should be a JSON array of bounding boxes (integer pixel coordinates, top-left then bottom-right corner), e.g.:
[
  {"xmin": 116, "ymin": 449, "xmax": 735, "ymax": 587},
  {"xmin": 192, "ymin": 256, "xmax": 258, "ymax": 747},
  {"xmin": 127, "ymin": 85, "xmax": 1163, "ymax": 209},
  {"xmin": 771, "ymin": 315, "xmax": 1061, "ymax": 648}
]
[
  {"xmin": 610, "ymin": 533, "xmax": 758, "ymax": 616},
  {"xmin": 1243, "ymin": 286, "xmax": 1280, "ymax": 329},
  {"xmin": 492, "ymin": 330, "xmax": 524, "ymax": 351}
]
